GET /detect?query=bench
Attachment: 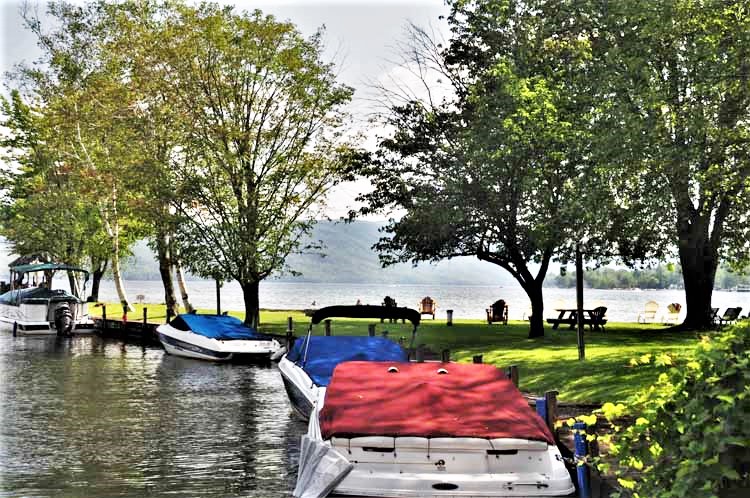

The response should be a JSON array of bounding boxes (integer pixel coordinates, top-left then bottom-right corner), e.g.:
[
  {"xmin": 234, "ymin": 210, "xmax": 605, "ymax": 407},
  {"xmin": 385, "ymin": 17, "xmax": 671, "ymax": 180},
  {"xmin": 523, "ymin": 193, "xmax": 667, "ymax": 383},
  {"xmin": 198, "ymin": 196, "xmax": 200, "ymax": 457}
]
[{"xmin": 546, "ymin": 317, "xmax": 577, "ymax": 329}]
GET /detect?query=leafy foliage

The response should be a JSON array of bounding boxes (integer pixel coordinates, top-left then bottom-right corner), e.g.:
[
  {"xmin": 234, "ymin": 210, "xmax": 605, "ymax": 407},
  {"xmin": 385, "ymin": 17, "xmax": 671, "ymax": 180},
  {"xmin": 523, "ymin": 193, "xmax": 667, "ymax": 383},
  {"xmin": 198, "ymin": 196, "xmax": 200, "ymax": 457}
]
[
  {"xmin": 594, "ymin": 323, "xmax": 750, "ymax": 497},
  {"xmin": 357, "ymin": 0, "xmax": 616, "ymax": 337}
]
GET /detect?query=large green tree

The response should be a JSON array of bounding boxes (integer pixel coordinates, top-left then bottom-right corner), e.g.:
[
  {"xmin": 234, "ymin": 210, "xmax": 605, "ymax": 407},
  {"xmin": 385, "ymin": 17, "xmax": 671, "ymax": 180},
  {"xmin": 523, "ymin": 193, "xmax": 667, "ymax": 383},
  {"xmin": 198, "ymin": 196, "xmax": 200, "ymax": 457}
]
[
  {"xmin": 356, "ymin": 0, "xmax": 610, "ymax": 337},
  {"xmin": 592, "ymin": 0, "xmax": 750, "ymax": 329},
  {"xmin": 146, "ymin": 4, "xmax": 357, "ymax": 327}
]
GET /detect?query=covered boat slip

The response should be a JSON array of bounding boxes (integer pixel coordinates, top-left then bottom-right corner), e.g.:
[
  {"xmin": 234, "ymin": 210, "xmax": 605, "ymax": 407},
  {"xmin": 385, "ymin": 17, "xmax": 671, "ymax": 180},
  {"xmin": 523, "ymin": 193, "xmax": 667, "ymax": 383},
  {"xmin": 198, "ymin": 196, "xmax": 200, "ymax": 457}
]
[{"xmin": 295, "ymin": 361, "xmax": 574, "ymax": 497}]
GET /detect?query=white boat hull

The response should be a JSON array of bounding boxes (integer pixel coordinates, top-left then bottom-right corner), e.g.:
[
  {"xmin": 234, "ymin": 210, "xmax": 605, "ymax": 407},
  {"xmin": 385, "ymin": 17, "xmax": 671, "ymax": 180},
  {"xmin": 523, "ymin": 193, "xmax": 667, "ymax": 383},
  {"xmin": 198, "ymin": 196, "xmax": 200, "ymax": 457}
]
[
  {"xmin": 157, "ymin": 323, "xmax": 280, "ymax": 362},
  {"xmin": 278, "ymin": 356, "xmax": 325, "ymax": 420},
  {"xmin": 0, "ymin": 302, "xmax": 95, "ymax": 336}
]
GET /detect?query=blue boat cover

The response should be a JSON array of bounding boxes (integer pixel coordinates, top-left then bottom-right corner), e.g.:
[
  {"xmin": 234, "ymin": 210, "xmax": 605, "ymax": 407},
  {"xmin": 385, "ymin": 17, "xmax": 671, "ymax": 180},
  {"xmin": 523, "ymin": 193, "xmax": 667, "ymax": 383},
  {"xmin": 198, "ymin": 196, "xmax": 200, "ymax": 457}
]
[
  {"xmin": 171, "ymin": 314, "xmax": 271, "ymax": 340},
  {"xmin": 287, "ymin": 336, "xmax": 408, "ymax": 387}
]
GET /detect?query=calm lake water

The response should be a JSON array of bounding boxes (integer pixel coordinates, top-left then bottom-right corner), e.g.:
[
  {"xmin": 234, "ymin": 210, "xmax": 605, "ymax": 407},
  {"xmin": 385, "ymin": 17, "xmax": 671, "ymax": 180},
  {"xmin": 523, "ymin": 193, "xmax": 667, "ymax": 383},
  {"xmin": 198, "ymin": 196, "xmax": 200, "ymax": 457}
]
[
  {"xmin": 0, "ymin": 334, "xmax": 306, "ymax": 498},
  {"xmin": 99, "ymin": 280, "xmax": 750, "ymax": 324}
]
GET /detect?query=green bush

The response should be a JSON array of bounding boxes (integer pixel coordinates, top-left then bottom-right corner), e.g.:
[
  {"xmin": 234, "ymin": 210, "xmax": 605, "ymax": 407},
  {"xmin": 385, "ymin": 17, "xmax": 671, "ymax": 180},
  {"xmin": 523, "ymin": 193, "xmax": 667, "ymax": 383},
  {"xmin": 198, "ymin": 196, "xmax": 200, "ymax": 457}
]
[{"xmin": 596, "ymin": 322, "xmax": 750, "ymax": 498}]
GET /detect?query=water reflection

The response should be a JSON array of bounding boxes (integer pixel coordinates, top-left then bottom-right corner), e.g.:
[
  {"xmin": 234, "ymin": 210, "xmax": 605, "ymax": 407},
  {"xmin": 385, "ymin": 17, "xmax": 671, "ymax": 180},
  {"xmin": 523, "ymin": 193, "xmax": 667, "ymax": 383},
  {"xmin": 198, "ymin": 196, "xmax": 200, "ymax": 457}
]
[{"xmin": 0, "ymin": 334, "xmax": 305, "ymax": 497}]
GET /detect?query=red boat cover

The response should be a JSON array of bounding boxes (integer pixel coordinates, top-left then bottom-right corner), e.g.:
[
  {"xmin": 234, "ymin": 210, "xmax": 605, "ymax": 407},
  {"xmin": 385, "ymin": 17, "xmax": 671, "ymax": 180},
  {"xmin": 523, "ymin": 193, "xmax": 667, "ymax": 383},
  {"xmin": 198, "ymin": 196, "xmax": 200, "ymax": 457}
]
[{"xmin": 319, "ymin": 362, "xmax": 554, "ymax": 444}]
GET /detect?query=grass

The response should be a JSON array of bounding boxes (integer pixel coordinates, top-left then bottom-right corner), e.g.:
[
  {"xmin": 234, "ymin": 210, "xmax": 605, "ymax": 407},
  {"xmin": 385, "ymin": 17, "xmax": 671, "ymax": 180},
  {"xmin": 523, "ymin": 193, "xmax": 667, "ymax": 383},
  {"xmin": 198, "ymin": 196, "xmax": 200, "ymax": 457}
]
[{"xmin": 93, "ymin": 303, "xmax": 706, "ymax": 404}]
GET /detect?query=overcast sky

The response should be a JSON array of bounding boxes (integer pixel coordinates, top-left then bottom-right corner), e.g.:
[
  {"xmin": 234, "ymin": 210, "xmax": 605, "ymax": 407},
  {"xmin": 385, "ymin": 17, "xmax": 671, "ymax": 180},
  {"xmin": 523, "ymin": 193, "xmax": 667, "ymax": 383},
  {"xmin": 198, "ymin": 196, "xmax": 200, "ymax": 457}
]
[{"xmin": 0, "ymin": 0, "xmax": 449, "ymax": 217}]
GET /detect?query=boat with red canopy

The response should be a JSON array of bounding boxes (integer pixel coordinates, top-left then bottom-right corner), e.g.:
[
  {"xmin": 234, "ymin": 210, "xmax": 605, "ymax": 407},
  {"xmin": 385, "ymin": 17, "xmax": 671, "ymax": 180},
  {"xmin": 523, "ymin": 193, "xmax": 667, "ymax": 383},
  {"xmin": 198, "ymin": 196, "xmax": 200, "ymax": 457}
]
[{"xmin": 294, "ymin": 361, "xmax": 575, "ymax": 498}]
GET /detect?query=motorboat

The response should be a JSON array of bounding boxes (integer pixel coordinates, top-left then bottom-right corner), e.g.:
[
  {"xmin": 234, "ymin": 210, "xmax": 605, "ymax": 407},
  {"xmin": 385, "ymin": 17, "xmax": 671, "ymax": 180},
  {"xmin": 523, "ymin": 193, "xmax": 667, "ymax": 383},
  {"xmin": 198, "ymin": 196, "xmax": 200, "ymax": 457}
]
[
  {"xmin": 157, "ymin": 313, "xmax": 280, "ymax": 362},
  {"xmin": 0, "ymin": 262, "xmax": 95, "ymax": 336},
  {"xmin": 294, "ymin": 361, "xmax": 576, "ymax": 498},
  {"xmin": 278, "ymin": 305, "xmax": 418, "ymax": 421}
]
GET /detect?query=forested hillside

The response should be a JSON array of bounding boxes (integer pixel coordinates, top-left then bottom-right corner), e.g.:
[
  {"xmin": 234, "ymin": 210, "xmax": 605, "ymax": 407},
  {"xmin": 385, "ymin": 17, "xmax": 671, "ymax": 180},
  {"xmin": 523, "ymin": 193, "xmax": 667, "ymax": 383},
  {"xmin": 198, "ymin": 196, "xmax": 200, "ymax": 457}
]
[{"xmin": 118, "ymin": 221, "xmax": 516, "ymax": 285}]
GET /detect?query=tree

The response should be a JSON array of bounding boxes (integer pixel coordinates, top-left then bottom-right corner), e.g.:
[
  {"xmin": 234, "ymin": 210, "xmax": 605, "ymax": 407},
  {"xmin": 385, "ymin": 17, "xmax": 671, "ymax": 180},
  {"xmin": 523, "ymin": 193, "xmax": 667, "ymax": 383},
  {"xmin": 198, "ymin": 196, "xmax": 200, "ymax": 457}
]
[
  {"xmin": 2, "ymin": 1, "xmax": 147, "ymax": 308},
  {"xmin": 356, "ymin": 1, "xmax": 607, "ymax": 337},
  {"xmin": 592, "ymin": 0, "xmax": 750, "ymax": 329},
  {"xmin": 148, "ymin": 4, "xmax": 357, "ymax": 327}
]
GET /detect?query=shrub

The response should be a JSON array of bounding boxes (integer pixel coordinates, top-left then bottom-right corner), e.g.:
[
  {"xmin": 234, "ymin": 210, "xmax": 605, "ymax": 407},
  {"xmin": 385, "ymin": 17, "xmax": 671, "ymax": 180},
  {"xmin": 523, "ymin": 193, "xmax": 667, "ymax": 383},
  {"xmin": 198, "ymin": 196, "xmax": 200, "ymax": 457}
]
[{"xmin": 596, "ymin": 322, "xmax": 750, "ymax": 498}]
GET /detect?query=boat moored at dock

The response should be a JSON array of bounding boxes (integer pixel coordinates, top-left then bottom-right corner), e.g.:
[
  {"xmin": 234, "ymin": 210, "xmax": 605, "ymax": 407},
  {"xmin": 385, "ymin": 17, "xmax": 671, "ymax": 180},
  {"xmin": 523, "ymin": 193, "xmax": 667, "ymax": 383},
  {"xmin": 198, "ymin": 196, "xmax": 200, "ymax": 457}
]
[
  {"xmin": 295, "ymin": 361, "xmax": 576, "ymax": 498},
  {"xmin": 157, "ymin": 313, "xmax": 280, "ymax": 362},
  {"xmin": 0, "ymin": 262, "xmax": 94, "ymax": 336},
  {"xmin": 278, "ymin": 305, "xmax": 417, "ymax": 421}
]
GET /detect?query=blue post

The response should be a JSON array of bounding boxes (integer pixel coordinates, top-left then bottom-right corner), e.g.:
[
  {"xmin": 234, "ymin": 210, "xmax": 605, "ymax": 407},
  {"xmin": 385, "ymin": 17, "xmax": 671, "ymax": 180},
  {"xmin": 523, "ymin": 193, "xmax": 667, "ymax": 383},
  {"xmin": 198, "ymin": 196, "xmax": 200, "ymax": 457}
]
[
  {"xmin": 573, "ymin": 421, "xmax": 592, "ymax": 498},
  {"xmin": 535, "ymin": 397, "xmax": 548, "ymax": 424}
]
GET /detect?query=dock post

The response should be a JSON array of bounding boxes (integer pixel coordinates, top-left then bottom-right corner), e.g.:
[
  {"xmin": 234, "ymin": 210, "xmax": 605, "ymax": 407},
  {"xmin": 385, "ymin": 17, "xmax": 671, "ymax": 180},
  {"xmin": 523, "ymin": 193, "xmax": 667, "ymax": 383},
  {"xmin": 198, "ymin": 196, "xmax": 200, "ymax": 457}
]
[
  {"xmin": 446, "ymin": 309, "xmax": 453, "ymax": 326},
  {"xmin": 416, "ymin": 346, "xmax": 425, "ymax": 363},
  {"xmin": 381, "ymin": 330, "xmax": 389, "ymax": 338},
  {"xmin": 215, "ymin": 279, "xmax": 222, "ymax": 315},
  {"xmin": 287, "ymin": 316, "xmax": 293, "ymax": 334},
  {"xmin": 535, "ymin": 397, "xmax": 548, "ymax": 428},
  {"xmin": 12, "ymin": 321, "xmax": 17, "ymax": 337},
  {"xmin": 473, "ymin": 354, "xmax": 483, "ymax": 364},
  {"xmin": 122, "ymin": 303, "xmax": 128, "ymax": 323},
  {"xmin": 574, "ymin": 421, "xmax": 592, "ymax": 498},
  {"xmin": 102, "ymin": 305, "xmax": 107, "ymax": 330},
  {"xmin": 368, "ymin": 324, "xmax": 376, "ymax": 337},
  {"xmin": 508, "ymin": 365, "xmax": 519, "ymax": 388},
  {"xmin": 441, "ymin": 349, "xmax": 450, "ymax": 362},
  {"xmin": 324, "ymin": 319, "xmax": 332, "ymax": 336},
  {"xmin": 143, "ymin": 307, "xmax": 148, "ymax": 328},
  {"xmin": 286, "ymin": 331, "xmax": 294, "ymax": 351},
  {"xmin": 544, "ymin": 390, "xmax": 558, "ymax": 433},
  {"xmin": 166, "ymin": 307, "xmax": 172, "ymax": 324}
]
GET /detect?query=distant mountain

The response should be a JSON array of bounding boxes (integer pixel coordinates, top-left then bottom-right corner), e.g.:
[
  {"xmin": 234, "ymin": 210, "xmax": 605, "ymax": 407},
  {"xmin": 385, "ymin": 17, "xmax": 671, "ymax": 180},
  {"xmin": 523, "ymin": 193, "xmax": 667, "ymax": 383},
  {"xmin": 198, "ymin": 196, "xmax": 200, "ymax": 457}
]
[{"xmin": 119, "ymin": 221, "xmax": 515, "ymax": 286}]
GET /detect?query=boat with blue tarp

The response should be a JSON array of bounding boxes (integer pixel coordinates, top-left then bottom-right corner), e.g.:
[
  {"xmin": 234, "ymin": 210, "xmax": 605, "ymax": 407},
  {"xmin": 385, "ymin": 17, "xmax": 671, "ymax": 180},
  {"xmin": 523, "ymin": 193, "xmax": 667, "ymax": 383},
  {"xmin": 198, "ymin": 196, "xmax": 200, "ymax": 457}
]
[
  {"xmin": 156, "ymin": 313, "xmax": 280, "ymax": 362},
  {"xmin": 277, "ymin": 305, "xmax": 416, "ymax": 420}
]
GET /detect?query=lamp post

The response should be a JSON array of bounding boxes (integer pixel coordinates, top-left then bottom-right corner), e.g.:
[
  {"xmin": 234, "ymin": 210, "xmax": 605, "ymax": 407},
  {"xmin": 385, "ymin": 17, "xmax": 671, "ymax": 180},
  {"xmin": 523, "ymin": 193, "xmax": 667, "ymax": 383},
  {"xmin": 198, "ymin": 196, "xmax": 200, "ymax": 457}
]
[{"xmin": 576, "ymin": 243, "xmax": 585, "ymax": 361}]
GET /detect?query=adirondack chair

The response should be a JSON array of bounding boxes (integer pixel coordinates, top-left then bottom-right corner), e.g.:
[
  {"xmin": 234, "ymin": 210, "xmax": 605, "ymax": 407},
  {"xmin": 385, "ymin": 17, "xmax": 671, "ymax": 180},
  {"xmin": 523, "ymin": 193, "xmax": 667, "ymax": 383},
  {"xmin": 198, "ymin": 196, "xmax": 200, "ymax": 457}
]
[
  {"xmin": 717, "ymin": 307, "xmax": 742, "ymax": 327},
  {"xmin": 587, "ymin": 306, "xmax": 608, "ymax": 332},
  {"xmin": 664, "ymin": 303, "xmax": 682, "ymax": 324},
  {"xmin": 418, "ymin": 296, "xmax": 436, "ymax": 319},
  {"xmin": 637, "ymin": 301, "xmax": 659, "ymax": 323},
  {"xmin": 486, "ymin": 299, "xmax": 509, "ymax": 325}
]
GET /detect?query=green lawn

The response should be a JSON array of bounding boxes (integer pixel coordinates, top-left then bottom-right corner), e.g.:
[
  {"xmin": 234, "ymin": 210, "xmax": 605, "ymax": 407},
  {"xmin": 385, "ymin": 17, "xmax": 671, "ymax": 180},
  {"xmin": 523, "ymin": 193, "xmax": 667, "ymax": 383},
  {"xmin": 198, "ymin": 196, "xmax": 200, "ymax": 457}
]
[{"xmin": 94, "ymin": 303, "xmax": 705, "ymax": 404}]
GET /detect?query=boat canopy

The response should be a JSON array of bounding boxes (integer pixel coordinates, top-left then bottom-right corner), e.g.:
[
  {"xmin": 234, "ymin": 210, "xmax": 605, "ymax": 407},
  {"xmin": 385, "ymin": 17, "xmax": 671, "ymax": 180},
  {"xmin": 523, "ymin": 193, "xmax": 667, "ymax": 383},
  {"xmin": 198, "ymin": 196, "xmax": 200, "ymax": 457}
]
[
  {"xmin": 287, "ymin": 336, "xmax": 408, "ymax": 387},
  {"xmin": 0, "ymin": 287, "xmax": 82, "ymax": 305},
  {"xmin": 319, "ymin": 361, "xmax": 555, "ymax": 444},
  {"xmin": 10, "ymin": 262, "xmax": 89, "ymax": 278},
  {"xmin": 169, "ymin": 314, "xmax": 271, "ymax": 341},
  {"xmin": 309, "ymin": 305, "xmax": 420, "ymax": 327}
]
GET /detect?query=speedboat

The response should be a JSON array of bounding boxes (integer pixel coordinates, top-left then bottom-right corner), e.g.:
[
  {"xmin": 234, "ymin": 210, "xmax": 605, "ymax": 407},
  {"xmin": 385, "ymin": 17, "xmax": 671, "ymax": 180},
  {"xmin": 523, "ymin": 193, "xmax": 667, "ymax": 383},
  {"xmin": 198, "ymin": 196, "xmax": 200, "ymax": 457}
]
[
  {"xmin": 278, "ymin": 305, "xmax": 417, "ymax": 421},
  {"xmin": 0, "ymin": 262, "xmax": 95, "ymax": 336},
  {"xmin": 157, "ymin": 313, "xmax": 280, "ymax": 362},
  {"xmin": 294, "ymin": 361, "xmax": 575, "ymax": 498}
]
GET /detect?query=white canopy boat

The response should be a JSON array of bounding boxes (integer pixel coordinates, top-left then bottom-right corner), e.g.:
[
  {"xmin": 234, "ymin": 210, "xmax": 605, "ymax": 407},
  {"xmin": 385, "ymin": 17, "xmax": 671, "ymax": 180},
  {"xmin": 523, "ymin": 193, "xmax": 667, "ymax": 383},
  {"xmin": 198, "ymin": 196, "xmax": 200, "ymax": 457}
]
[
  {"xmin": 294, "ymin": 361, "xmax": 576, "ymax": 498},
  {"xmin": 157, "ymin": 313, "xmax": 280, "ymax": 362},
  {"xmin": 0, "ymin": 262, "xmax": 94, "ymax": 336},
  {"xmin": 278, "ymin": 305, "xmax": 416, "ymax": 420}
]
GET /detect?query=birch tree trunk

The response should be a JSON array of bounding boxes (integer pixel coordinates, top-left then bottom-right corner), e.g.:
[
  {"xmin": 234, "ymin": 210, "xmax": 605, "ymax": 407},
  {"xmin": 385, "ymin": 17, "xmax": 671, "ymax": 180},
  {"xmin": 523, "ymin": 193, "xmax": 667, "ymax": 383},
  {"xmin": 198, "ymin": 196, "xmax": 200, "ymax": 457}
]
[
  {"xmin": 99, "ymin": 191, "xmax": 133, "ymax": 312},
  {"xmin": 174, "ymin": 259, "xmax": 195, "ymax": 313}
]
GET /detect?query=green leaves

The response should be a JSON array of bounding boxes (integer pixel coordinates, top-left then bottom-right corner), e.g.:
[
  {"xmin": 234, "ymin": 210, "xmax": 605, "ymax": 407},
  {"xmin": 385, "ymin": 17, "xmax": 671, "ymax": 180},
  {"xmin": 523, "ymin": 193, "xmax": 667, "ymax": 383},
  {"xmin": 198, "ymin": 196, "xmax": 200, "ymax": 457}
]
[{"xmin": 594, "ymin": 323, "xmax": 750, "ymax": 497}]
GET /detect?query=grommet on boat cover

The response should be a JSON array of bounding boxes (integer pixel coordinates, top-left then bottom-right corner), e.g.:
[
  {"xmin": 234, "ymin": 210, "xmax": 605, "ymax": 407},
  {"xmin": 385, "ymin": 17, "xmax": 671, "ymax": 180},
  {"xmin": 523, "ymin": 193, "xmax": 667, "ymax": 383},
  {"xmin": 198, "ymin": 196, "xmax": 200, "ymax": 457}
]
[
  {"xmin": 387, "ymin": 366, "xmax": 399, "ymax": 373},
  {"xmin": 437, "ymin": 368, "xmax": 449, "ymax": 374}
]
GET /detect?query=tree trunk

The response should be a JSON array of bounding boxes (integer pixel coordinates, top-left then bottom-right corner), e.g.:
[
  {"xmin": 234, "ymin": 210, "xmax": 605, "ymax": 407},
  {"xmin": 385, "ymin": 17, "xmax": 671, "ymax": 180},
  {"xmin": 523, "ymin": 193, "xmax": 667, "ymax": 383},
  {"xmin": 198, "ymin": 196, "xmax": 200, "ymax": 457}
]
[
  {"xmin": 89, "ymin": 258, "xmax": 107, "ymax": 302},
  {"xmin": 678, "ymin": 226, "xmax": 719, "ymax": 329},
  {"xmin": 111, "ymin": 250, "xmax": 132, "ymax": 313},
  {"xmin": 173, "ymin": 255, "xmax": 195, "ymax": 313},
  {"xmin": 241, "ymin": 280, "xmax": 260, "ymax": 329},
  {"xmin": 526, "ymin": 283, "xmax": 545, "ymax": 338},
  {"xmin": 155, "ymin": 232, "xmax": 179, "ymax": 317}
]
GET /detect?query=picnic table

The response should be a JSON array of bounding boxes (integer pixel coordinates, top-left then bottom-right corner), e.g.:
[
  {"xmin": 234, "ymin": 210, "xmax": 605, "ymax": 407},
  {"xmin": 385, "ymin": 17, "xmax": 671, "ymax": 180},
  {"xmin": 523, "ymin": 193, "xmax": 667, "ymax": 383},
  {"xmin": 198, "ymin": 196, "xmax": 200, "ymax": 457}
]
[{"xmin": 547, "ymin": 308, "xmax": 607, "ymax": 332}]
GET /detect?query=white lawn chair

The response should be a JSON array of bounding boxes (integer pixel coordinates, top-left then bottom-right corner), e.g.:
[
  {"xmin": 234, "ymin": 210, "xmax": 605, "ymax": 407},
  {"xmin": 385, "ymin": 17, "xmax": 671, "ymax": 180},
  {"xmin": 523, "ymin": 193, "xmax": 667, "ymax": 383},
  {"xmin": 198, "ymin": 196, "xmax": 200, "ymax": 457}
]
[{"xmin": 637, "ymin": 300, "xmax": 659, "ymax": 323}]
